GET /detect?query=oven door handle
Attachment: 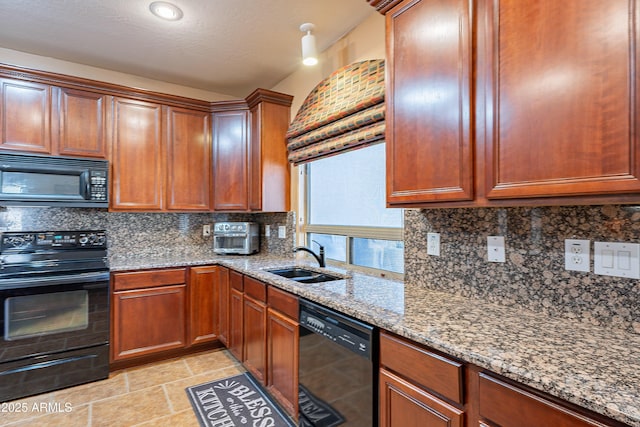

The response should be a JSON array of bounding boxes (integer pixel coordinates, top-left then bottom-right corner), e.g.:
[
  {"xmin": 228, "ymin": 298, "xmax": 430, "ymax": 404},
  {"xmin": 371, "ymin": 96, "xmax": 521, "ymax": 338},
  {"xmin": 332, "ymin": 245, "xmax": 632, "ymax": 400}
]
[
  {"xmin": 0, "ymin": 354, "xmax": 98, "ymax": 376},
  {"xmin": 0, "ymin": 271, "xmax": 110, "ymax": 290}
]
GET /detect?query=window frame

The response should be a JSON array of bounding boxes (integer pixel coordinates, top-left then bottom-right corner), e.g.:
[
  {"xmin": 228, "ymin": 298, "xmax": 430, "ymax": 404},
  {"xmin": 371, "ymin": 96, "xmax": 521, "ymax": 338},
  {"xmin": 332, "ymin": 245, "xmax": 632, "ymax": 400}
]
[{"xmin": 297, "ymin": 155, "xmax": 404, "ymax": 280}]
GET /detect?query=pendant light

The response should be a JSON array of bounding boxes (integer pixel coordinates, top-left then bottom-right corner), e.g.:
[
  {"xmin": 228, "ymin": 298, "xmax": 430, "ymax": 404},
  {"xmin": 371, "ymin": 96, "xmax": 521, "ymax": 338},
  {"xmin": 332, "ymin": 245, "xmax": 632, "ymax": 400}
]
[{"xmin": 300, "ymin": 23, "xmax": 318, "ymax": 66}]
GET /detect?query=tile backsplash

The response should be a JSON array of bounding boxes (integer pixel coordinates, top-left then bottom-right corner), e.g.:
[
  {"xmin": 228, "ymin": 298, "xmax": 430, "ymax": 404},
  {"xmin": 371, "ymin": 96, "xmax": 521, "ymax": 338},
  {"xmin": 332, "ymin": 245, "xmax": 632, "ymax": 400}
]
[
  {"xmin": 405, "ymin": 205, "xmax": 640, "ymax": 334},
  {"xmin": 0, "ymin": 208, "xmax": 296, "ymax": 261}
]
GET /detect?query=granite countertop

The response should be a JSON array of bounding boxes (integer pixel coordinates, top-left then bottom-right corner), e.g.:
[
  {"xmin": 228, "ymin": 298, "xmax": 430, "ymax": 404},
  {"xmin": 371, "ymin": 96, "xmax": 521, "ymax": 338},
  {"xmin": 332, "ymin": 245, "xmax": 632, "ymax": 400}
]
[{"xmin": 110, "ymin": 253, "xmax": 640, "ymax": 427}]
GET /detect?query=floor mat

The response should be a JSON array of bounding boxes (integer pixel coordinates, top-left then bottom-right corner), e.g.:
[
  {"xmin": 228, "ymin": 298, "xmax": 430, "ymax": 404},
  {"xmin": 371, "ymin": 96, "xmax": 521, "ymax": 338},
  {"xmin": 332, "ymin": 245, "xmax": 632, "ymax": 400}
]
[{"xmin": 185, "ymin": 372, "xmax": 296, "ymax": 427}]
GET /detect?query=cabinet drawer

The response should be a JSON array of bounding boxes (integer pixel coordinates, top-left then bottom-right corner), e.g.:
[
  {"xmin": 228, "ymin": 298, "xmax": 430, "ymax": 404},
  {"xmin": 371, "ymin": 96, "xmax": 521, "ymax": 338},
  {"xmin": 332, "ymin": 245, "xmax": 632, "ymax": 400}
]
[
  {"xmin": 113, "ymin": 268, "xmax": 186, "ymax": 291},
  {"xmin": 230, "ymin": 270, "xmax": 244, "ymax": 291},
  {"xmin": 380, "ymin": 332, "xmax": 463, "ymax": 404},
  {"xmin": 244, "ymin": 276, "xmax": 266, "ymax": 302},
  {"xmin": 478, "ymin": 373, "xmax": 609, "ymax": 427},
  {"xmin": 268, "ymin": 286, "xmax": 298, "ymax": 320}
]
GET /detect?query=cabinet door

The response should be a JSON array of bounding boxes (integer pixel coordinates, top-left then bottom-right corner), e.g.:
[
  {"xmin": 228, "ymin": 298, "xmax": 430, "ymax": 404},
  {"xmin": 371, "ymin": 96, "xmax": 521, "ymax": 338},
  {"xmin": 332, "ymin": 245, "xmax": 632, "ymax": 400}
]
[
  {"xmin": 481, "ymin": 0, "xmax": 640, "ymax": 199},
  {"xmin": 217, "ymin": 267, "xmax": 230, "ymax": 347},
  {"xmin": 111, "ymin": 284, "xmax": 186, "ymax": 361},
  {"xmin": 212, "ymin": 110, "xmax": 249, "ymax": 211},
  {"xmin": 386, "ymin": 0, "xmax": 473, "ymax": 205},
  {"xmin": 188, "ymin": 266, "xmax": 218, "ymax": 346},
  {"xmin": 267, "ymin": 308, "xmax": 298, "ymax": 417},
  {"xmin": 55, "ymin": 87, "xmax": 110, "ymax": 158},
  {"xmin": 166, "ymin": 106, "xmax": 211, "ymax": 210},
  {"xmin": 111, "ymin": 98, "xmax": 164, "ymax": 210},
  {"xmin": 229, "ymin": 287, "xmax": 244, "ymax": 361},
  {"xmin": 243, "ymin": 294, "xmax": 267, "ymax": 384},
  {"xmin": 0, "ymin": 78, "xmax": 52, "ymax": 153},
  {"xmin": 380, "ymin": 368, "xmax": 464, "ymax": 427}
]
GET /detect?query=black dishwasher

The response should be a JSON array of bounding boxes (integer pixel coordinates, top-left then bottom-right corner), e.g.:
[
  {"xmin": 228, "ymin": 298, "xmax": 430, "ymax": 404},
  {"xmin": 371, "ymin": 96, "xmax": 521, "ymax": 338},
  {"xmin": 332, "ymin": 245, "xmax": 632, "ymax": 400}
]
[{"xmin": 298, "ymin": 299, "xmax": 377, "ymax": 427}]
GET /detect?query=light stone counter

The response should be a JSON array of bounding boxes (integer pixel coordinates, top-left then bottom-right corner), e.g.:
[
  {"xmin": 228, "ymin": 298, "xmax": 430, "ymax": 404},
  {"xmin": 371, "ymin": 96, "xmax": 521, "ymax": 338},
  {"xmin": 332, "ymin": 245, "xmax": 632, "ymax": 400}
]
[{"xmin": 110, "ymin": 254, "xmax": 640, "ymax": 426}]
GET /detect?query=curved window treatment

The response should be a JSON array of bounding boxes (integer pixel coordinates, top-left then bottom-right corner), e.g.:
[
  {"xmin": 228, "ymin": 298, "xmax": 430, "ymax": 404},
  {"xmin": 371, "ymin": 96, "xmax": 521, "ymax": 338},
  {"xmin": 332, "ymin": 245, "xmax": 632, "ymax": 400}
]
[{"xmin": 286, "ymin": 59, "xmax": 385, "ymax": 165}]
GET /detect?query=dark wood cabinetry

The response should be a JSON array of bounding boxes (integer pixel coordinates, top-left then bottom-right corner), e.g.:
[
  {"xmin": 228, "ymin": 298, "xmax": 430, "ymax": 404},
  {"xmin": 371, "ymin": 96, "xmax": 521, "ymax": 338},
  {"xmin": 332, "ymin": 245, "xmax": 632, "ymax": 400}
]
[
  {"xmin": 247, "ymin": 89, "xmax": 293, "ymax": 212},
  {"xmin": 54, "ymin": 87, "xmax": 111, "ymax": 158},
  {"xmin": 0, "ymin": 78, "xmax": 52, "ymax": 153},
  {"xmin": 212, "ymin": 106, "xmax": 250, "ymax": 211},
  {"xmin": 166, "ymin": 106, "xmax": 211, "ymax": 211},
  {"xmin": 266, "ymin": 286, "xmax": 299, "ymax": 417},
  {"xmin": 377, "ymin": 0, "xmax": 640, "ymax": 207},
  {"xmin": 228, "ymin": 270, "xmax": 244, "ymax": 361},
  {"xmin": 385, "ymin": 0, "xmax": 473, "ymax": 205},
  {"xmin": 188, "ymin": 265, "xmax": 219, "ymax": 346},
  {"xmin": 111, "ymin": 269, "xmax": 187, "ymax": 362},
  {"xmin": 217, "ymin": 266, "xmax": 230, "ymax": 347},
  {"xmin": 379, "ymin": 331, "xmax": 466, "ymax": 427},
  {"xmin": 111, "ymin": 97, "xmax": 164, "ymax": 211},
  {"xmin": 243, "ymin": 276, "xmax": 268, "ymax": 384}
]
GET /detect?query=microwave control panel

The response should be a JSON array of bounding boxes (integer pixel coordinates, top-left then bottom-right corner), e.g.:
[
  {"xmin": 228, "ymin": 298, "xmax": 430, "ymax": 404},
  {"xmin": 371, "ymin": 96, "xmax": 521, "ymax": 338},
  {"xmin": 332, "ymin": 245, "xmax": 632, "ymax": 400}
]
[{"xmin": 89, "ymin": 170, "xmax": 108, "ymax": 201}]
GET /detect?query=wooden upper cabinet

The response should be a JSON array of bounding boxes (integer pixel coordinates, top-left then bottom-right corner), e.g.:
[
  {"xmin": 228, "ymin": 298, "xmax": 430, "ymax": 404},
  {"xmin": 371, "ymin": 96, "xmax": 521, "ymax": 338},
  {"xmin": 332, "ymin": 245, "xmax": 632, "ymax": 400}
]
[
  {"xmin": 111, "ymin": 97, "xmax": 164, "ymax": 210},
  {"xmin": 480, "ymin": 0, "xmax": 640, "ymax": 200},
  {"xmin": 247, "ymin": 89, "xmax": 293, "ymax": 212},
  {"xmin": 212, "ymin": 107, "xmax": 249, "ymax": 211},
  {"xmin": 0, "ymin": 78, "xmax": 52, "ymax": 153},
  {"xmin": 54, "ymin": 87, "xmax": 110, "ymax": 158},
  {"xmin": 166, "ymin": 106, "xmax": 212, "ymax": 210},
  {"xmin": 386, "ymin": 0, "xmax": 474, "ymax": 205}
]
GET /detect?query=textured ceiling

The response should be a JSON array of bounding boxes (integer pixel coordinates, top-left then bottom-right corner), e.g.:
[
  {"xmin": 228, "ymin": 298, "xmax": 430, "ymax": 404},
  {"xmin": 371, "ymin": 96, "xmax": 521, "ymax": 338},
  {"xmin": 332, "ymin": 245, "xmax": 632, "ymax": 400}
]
[{"xmin": 0, "ymin": 0, "xmax": 375, "ymax": 97}]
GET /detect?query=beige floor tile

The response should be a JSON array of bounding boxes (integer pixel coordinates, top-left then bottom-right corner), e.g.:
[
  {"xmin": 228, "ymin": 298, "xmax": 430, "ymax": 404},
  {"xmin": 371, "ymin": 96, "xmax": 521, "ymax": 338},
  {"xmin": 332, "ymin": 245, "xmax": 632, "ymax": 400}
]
[
  {"xmin": 183, "ymin": 349, "xmax": 239, "ymax": 375},
  {"xmin": 52, "ymin": 370, "xmax": 128, "ymax": 408},
  {"xmin": 125, "ymin": 357, "xmax": 191, "ymax": 392},
  {"xmin": 132, "ymin": 409, "xmax": 200, "ymax": 427},
  {"xmin": 3, "ymin": 404, "xmax": 90, "ymax": 427},
  {"xmin": 164, "ymin": 365, "xmax": 245, "ymax": 413},
  {"xmin": 90, "ymin": 385, "xmax": 171, "ymax": 427}
]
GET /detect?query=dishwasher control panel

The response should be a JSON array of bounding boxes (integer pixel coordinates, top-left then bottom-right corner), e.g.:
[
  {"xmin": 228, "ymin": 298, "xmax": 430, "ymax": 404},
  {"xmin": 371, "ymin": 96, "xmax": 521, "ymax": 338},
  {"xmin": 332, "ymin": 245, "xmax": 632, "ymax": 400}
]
[{"xmin": 299, "ymin": 299, "xmax": 374, "ymax": 359}]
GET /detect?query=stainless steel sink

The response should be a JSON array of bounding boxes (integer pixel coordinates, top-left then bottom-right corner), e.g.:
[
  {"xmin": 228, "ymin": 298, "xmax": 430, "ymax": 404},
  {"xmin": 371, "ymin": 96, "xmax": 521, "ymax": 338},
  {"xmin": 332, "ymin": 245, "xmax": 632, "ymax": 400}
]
[{"xmin": 267, "ymin": 267, "xmax": 342, "ymax": 284}]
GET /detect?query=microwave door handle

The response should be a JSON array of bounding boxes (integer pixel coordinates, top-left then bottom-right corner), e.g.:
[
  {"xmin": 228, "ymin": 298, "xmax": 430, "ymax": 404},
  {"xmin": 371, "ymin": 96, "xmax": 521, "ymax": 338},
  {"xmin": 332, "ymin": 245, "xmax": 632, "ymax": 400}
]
[{"xmin": 80, "ymin": 171, "xmax": 91, "ymax": 199}]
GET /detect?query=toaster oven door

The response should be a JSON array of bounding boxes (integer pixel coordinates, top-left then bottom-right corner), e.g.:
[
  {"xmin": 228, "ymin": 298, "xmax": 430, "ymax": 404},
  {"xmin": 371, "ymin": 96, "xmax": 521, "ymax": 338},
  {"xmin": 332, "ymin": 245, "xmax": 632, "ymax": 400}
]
[{"xmin": 214, "ymin": 234, "xmax": 250, "ymax": 254}]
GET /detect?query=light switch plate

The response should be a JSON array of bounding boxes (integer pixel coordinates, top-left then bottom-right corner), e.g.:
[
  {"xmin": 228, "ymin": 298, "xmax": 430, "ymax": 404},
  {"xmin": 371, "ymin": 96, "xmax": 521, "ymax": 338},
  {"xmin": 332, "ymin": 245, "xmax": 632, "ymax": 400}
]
[
  {"xmin": 265, "ymin": 225, "xmax": 270, "ymax": 237},
  {"xmin": 278, "ymin": 226, "xmax": 286, "ymax": 239},
  {"xmin": 564, "ymin": 239, "xmax": 590, "ymax": 272},
  {"xmin": 594, "ymin": 241, "xmax": 640, "ymax": 279},
  {"xmin": 487, "ymin": 236, "xmax": 506, "ymax": 263},
  {"xmin": 427, "ymin": 233, "xmax": 440, "ymax": 256}
]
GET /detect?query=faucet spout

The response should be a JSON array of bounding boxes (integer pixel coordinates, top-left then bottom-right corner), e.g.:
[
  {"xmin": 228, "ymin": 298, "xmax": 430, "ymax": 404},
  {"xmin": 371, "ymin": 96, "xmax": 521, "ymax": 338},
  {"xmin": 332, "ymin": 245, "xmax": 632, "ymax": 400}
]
[{"xmin": 294, "ymin": 241, "xmax": 326, "ymax": 267}]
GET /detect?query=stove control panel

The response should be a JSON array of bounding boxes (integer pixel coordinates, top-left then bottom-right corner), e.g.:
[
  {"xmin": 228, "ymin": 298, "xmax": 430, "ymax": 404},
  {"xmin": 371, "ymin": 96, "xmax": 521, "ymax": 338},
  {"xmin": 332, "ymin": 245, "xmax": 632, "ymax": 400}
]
[{"xmin": 0, "ymin": 231, "xmax": 107, "ymax": 251}]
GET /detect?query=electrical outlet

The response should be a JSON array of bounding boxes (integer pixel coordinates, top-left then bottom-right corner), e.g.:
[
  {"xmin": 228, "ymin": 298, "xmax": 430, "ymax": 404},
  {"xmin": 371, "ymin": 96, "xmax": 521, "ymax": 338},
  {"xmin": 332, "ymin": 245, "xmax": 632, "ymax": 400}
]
[
  {"xmin": 202, "ymin": 224, "xmax": 211, "ymax": 237},
  {"xmin": 278, "ymin": 226, "xmax": 286, "ymax": 239},
  {"xmin": 265, "ymin": 225, "xmax": 270, "ymax": 237},
  {"xmin": 564, "ymin": 239, "xmax": 590, "ymax": 272},
  {"xmin": 487, "ymin": 236, "xmax": 506, "ymax": 263},
  {"xmin": 427, "ymin": 233, "xmax": 440, "ymax": 256}
]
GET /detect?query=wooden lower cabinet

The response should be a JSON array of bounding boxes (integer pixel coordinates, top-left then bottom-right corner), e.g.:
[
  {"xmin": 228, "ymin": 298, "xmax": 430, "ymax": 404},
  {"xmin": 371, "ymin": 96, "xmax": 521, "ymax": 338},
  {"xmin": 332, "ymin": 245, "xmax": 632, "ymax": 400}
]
[
  {"xmin": 267, "ymin": 286, "xmax": 299, "ymax": 417},
  {"xmin": 237, "ymin": 274, "xmax": 269, "ymax": 385},
  {"xmin": 380, "ymin": 368, "xmax": 464, "ymax": 427},
  {"xmin": 111, "ymin": 284, "xmax": 187, "ymax": 361},
  {"xmin": 217, "ymin": 267, "xmax": 230, "ymax": 346},
  {"xmin": 228, "ymin": 270, "xmax": 244, "ymax": 361},
  {"xmin": 188, "ymin": 265, "xmax": 219, "ymax": 346}
]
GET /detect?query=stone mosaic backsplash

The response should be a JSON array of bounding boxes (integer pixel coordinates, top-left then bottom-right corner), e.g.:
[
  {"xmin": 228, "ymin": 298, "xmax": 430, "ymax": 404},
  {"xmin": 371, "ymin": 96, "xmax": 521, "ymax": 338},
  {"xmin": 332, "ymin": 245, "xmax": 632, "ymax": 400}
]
[
  {"xmin": 404, "ymin": 205, "xmax": 640, "ymax": 334},
  {"xmin": 0, "ymin": 208, "xmax": 296, "ymax": 261}
]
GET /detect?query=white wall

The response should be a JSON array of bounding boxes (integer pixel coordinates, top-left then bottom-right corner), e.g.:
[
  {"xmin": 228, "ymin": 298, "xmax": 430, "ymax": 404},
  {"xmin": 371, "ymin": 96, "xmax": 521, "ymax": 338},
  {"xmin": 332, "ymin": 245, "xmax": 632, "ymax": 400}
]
[
  {"xmin": 0, "ymin": 47, "xmax": 235, "ymax": 101},
  {"xmin": 270, "ymin": 11, "xmax": 386, "ymax": 242}
]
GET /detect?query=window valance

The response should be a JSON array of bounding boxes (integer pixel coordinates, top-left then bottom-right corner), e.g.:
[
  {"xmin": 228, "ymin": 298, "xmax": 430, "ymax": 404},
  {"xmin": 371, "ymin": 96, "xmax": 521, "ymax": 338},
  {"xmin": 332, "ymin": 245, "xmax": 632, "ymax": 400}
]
[{"xmin": 286, "ymin": 59, "xmax": 385, "ymax": 165}]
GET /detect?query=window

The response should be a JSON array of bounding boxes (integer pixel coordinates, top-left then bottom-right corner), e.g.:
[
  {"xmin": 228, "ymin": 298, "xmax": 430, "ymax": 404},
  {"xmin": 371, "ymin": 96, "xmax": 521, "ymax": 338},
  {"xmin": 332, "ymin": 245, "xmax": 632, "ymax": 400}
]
[{"xmin": 301, "ymin": 143, "xmax": 404, "ymax": 276}]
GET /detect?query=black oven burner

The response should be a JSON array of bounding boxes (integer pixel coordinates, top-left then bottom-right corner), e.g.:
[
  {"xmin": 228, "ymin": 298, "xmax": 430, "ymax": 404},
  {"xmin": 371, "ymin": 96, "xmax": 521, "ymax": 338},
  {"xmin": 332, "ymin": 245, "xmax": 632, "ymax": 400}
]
[{"xmin": 0, "ymin": 230, "xmax": 110, "ymax": 402}]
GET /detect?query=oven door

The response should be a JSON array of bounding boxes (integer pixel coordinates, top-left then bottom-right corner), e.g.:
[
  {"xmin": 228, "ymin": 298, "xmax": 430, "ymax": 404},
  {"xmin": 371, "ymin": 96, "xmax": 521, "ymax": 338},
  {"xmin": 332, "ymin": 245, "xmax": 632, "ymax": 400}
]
[
  {"xmin": 0, "ymin": 271, "xmax": 110, "ymax": 364},
  {"xmin": 214, "ymin": 234, "xmax": 250, "ymax": 254}
]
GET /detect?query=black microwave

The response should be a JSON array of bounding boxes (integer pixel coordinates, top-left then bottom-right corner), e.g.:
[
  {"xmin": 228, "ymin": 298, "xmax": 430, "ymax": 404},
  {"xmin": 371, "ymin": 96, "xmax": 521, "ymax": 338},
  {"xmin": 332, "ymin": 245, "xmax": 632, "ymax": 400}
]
[{"xmin": 0, "ymin": 153, "xmax": 108, "ymax": 207}]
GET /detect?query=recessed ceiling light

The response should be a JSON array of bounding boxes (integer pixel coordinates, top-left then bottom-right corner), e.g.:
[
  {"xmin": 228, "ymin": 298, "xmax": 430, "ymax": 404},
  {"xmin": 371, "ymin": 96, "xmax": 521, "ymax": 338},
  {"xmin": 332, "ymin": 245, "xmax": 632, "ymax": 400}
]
[{"xmin": 149, "ymin": 1, "xmax": 183, "ymax": 21}]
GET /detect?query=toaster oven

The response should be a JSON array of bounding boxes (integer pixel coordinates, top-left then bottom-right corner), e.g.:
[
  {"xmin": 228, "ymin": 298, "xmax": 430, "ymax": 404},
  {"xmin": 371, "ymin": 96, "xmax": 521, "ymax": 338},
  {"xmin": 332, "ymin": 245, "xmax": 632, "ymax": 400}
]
[{"xmin": 213, "ymin": 222, "xmax": 259, "ymax": 255}]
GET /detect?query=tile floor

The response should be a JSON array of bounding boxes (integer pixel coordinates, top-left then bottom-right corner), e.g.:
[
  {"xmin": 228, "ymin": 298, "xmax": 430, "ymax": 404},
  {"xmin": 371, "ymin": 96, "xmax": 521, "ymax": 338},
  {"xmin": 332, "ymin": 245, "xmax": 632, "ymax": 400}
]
[{"xmin": 1, "ymin": 349, "xmax": 244, "ymax": 427}]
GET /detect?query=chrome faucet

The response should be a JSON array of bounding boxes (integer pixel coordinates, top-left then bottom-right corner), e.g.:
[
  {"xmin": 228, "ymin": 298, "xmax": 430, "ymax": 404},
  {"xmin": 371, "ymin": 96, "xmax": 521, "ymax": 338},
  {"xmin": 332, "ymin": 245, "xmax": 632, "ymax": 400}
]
[{"xmin": 294, "ymin": 240, "xmax": 325, "ymax": 267}]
